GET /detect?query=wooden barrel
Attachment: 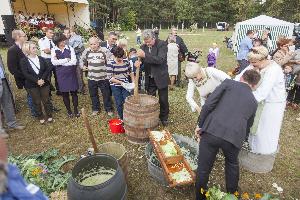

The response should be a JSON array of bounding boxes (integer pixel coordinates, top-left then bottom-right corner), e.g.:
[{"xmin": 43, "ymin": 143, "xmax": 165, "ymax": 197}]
[
  {"xmin": 98, "ymin": 142, "xmax": 128, "ymax": 182},
  {"xmin": 123, "ymin": 94, "xmax": 160, "ymax": 144}
]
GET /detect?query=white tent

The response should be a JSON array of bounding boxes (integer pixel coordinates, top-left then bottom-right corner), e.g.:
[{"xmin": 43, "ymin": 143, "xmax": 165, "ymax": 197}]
[
  {"xmin": 233, "ymin": 15, "xmax": 295, "ymax": 53},
  {"xmin": 11, "ymin": 0, "xmax": 90, "ymax": 28}
]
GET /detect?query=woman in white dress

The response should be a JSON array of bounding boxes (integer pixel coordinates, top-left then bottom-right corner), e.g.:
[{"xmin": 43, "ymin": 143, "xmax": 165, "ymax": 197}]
[
  {"xmin": 185, "ymin": 62, "xmax": 230, "ymax": 113},
  {"xmin": 236, "ymin": 46, "xmax": 286, "ymax": 154},
  {"xmin": 167, "ymin": 36, "xmax": 179, "ymax": 90}
]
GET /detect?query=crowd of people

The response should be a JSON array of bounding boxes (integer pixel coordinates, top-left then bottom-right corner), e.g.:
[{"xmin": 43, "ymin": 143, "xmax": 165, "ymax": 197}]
[
  {"xmin": 0, "ymin": 24, "xmax": 299, "ymax": 199},
  {"xmin": 16, "ymin": 11, "xmax": 56, "ymax": 30}
]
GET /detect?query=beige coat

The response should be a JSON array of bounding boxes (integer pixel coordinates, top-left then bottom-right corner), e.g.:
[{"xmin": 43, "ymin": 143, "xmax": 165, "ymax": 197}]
[{"xmin": 272, "ymin": 49, "xmax": 295, "ymax": 66}]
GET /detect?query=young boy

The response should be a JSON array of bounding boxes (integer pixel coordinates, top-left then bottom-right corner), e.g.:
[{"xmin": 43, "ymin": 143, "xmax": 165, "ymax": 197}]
[
  {"xmin": 129, "ymin": 48, "xmax": 143, "ymax": 91},
  {"xmin": 80, "ymin": 37, "xmax": 114, "ymax": 116}
]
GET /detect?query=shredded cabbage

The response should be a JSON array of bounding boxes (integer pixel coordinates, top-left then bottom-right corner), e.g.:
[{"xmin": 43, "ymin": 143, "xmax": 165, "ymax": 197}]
[
  {"xmin": 161, "ymin": 141, "xmax": 177, "ymax": 157},
  {"xmin": 170, "ymin": 168, "xmax": 192, "ymax": 183},
  {"xmin": 151, "ymin": 131, "xmax": 165, "ymax": 141}
]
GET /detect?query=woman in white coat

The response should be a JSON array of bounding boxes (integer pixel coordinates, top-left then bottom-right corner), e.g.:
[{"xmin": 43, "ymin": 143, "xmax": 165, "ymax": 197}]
[
  {"xmin": 185, "ymin": 62, "xmax": 230, "ymax": 113},
  {"xmin": 236, "ymin": 46, "xmax": 286, "ymax": 154}
]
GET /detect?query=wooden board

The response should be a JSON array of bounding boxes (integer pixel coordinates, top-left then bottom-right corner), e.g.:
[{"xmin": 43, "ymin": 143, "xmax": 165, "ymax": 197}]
[{"xmin": 149, "ymin": 130, "xmax": 196, "ymax": 187}]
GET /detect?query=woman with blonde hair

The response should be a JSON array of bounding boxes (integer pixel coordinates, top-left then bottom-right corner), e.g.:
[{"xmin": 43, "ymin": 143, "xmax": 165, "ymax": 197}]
[
  {"xmin": 185, "ymin": 62, "xmax": 230, "ymax": 112},
  {"xmin": 20, "ymin": 41, "xmax": 53, "ymax": 124},
  {"xmin": 236, "ymin": 46, "xmax": 286, "ymax": 154}
]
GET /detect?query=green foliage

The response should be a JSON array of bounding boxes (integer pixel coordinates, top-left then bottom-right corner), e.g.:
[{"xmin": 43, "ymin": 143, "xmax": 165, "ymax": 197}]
[
  {"xmin": 119, "ymin": 10, "xmax": 137, "ymax": 31},
  {"xmin": 8, "ymin": 149, "xmax": 76, "ymax": 195},
  {"xmin": 74, "ymin": 25, "xmax": 96, "ymax": 42}
]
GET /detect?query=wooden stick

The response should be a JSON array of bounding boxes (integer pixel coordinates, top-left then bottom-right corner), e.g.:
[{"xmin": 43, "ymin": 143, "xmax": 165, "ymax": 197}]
[
  {"xmin": 134, "ymin": 58, "xmax": 141, "ymax": 102},
  {"xmin": 81, "ymin": 108, "xmax": 99, "ymax": 153}
]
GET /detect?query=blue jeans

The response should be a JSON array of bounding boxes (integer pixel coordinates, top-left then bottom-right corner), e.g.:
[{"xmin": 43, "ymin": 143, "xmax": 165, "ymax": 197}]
[
  {"xmin": 88, "ymin": 79, "xmax": 113, "ymax": 112},
  {"xmin": 27, "ymin": 91, "xmax": 37, "ymax": 117},
  {"xmin": 111, "ymin": 85, "xmax": 130, "ymax": 119}
]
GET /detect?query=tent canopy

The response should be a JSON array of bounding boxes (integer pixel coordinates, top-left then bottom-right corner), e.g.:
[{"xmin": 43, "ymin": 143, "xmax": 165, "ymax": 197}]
[
  {"xmin": 12, "ymin": 0, "xmax": 90, "ymax": 28},
  {"xmin": 233, "ymin": 15, "xmax": 295, "ymax": 53}
]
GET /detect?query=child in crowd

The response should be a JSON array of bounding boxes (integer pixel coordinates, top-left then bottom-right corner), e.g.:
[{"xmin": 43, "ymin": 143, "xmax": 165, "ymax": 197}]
[
  {"xmin": 129, "ymin": 48, "xmax": 143, "ymax": 91},
  {"xmin": 167, "ymin": 36, "xmax": 179, "ymax": 90},
  {"xmin": 207, "ymin": 48, "xmax": 216, "ymax": 67},
  {"xmin": 284, "ymin": 63, "xmax": 300, "ymax": 110},
  {"xmin": 80, "ymin": 37, "xmax": 114, "ymax": 116},
  {"xmin": 107, "ymin": 46, "xmax": 135, "ymax": 120}
]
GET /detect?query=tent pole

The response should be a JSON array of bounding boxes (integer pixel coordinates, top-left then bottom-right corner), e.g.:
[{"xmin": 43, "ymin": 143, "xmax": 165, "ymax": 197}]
[
  {"xmin": 40, "ymin": 0, "xmax": 49, "ymax": 14},
  {"xmin": 65, "ymin": 2, "xmax": 71, "ymax": 27},
  {"xmin": 22, "ymin": 0, "xmax": 28, "ymax": 15}
]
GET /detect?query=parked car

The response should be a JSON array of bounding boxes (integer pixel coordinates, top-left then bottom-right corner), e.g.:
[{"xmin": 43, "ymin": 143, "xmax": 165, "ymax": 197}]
[{"xmin": 216, "ymin": 22, "xmax": 229, "ymax": 31}]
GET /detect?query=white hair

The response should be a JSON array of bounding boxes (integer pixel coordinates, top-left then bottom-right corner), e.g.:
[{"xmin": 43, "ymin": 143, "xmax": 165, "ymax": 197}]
[
  {"xmin": 185, "ymin": 62, "xmax": 202, "ymax": 78},
  {"xmin": 142, "ymin": 29, "xmax": 155, "ymax": 40}
]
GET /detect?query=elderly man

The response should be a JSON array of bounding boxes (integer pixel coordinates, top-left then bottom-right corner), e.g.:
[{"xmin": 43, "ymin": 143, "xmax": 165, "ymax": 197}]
[
  {"xmin": 169, "ymin": 27, "xmax": 188, "ymax": 87},
  {"xmin": 137, "ymin": 29, "xmax": 169, "ymax": 126},
  {"xmin": 0, "ymin": 54, "xmax": 25, "ymax": 138},
  {"xmin": 7, "ymin": 30, "xmax": 36, "ymax": 117},
  {"xmin": 237, "ymin": 30, "xmax": 255, "ymax": 73},
  {"xmin": 0, "ymin": 137, "xmax": 47, "ymax": 199}
]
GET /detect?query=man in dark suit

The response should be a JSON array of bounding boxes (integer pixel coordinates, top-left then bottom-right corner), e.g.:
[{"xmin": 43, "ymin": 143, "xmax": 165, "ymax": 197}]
[
  {"xmin": 137, "ymin": 29, "xmax": 169, "ymax": 126},
  {"xmin": 170, "ymin": 27, "xmax": 188, "ymax": 87},
  {"xmin": 7, "ymin": 30, "xmax": 36, "ymax": 117},
  {"xmin": 194, "ymin": 70, "xmax": 260, "ymax": 200}
]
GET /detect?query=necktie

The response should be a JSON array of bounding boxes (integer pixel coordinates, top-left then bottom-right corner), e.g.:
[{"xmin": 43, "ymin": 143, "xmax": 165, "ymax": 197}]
[
  {"xmin": 49, "ymin": 39, "xmax": 53, "ymax": 49},
  {"xmin": 149, "ymin": 47, "xmax": 152, "ymax": 53}
]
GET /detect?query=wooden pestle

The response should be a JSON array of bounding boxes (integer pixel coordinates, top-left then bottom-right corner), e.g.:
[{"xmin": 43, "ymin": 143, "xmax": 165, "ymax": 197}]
[
  {"xmin": 134, "ymin": 58, "xmax": 141, "ymax": 103},
  {"xmin": 81, "ymin": 108, "xmax": 99, "ymax": 153}
]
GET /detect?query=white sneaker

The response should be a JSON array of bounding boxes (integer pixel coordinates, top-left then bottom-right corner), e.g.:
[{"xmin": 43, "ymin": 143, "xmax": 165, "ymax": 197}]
[
  {"xmin": 48, "ymin": 118, "xmax": 54, "ymax": 123},
  {"xmin": 296, "ymin": 117, "xmax": 300, "ymax": 121},
  {"xmin": 91, "ymin": 111, "xmax": 98, "ymax": 116},
  {"xmin": 40, "ymin": 119, "xmax": 45, "ymax": 124}
]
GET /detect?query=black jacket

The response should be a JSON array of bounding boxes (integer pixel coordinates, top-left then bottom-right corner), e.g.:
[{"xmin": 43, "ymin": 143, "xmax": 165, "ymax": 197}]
[
  {"xmin": 20, "ymin": 56, "xmax": 53, "ymax": 89},
  {"xmin": 7, "ymin": 43, "xmax": 26, "ymax": 89},
  {"xmin": 198, "ymin": 79, "xmax": 257, "ymax": 148},
  {"xmin": 141, "ymin": 39, "xmax": 169, "ymax": 89},
  {"xmin": 175, "ymin": 35, "xmax": 188, "ymax": 56}
]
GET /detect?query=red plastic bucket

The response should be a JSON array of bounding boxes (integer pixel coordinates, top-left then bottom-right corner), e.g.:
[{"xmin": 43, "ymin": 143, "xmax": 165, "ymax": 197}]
[{"xmin": 108, "ymin": 119, "xmax": 125, "ymax": 134}]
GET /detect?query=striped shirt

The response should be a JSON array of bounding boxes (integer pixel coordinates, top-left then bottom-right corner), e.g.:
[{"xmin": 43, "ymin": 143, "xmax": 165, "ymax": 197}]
[
  {"xmin": 80, "ymin": 48, "xmax": 108, "ymax": 81},
  {"xmin": 107, "ymin": 59, "xmax": 131, "ymax": 86}
]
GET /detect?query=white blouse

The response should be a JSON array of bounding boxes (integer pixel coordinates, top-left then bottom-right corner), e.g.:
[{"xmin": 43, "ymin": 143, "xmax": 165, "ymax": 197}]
[{"xmin": 28, "ymin": 56, "xmax": 41, "ymax": 74}]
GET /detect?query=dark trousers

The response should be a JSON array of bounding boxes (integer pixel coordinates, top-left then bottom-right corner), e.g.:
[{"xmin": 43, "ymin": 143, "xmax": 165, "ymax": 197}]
[
  {"xmin": 45, "ymin": 58, "xmax": 59, "ymax": 92},
  {"xmin": 176, "ymin": 61, "xmax": 182, "ymax": 86},
  {"xmin": 147, "ymin": 77, "xmax": 169, "ymax": 121},
  {"xmin": 237, "ymin": 59, "xmax": 250, "ymax": 73},
  {"xmin": 111, "ymin": 85, "xmax": 130, "ymax": 120},
  {"xmin": 26, "ymin": 91, "xmax": 37, "ymax": 117},
  {"xmin": 88, "ymin": 79, "xmax": 113, "ymax": 112},
  {"xmin": 27, "ymin": 85, "xmax": 52, "ymax": 120},
  {"xmin": 195, "ymin": 133, "xmax": 240, "ymax": 200},
  {"xmin": 61, "ymin": 91, "xmax": 78, "ymax": 114},
  {"xmin": 287, "ymin": 85, "xmax": 300, "ymax": 104}
]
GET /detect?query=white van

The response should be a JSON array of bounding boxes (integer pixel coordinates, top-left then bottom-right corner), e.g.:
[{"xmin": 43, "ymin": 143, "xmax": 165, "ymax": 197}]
[{"xmin": 216, "ymin": 22, "xmax": 229, "ymax": 31}]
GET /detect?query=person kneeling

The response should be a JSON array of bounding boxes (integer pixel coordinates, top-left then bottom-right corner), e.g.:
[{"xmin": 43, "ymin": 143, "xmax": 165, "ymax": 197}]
[{"xmin": 195, "ymin": 70, "xmax": 260, "ymax": 200}]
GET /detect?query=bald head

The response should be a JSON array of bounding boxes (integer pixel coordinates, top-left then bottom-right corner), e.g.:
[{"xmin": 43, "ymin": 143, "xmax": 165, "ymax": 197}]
[{"xmin": 11, "ymin": 29, "xmax": 27, "ymax": 44}]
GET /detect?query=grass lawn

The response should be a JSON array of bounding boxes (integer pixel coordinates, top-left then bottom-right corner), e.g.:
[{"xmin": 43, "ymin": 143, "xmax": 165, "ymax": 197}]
[{"xmin": 0, "ymin": 29, "xmax": 299, "ymax": 199}]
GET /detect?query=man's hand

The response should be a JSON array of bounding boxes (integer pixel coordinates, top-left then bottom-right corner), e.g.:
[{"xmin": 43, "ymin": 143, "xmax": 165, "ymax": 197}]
[
  {"xmin": 43, "ymin": 48, "xmax": 51, "ymax": 54},
  {"xmin": 194, "ymin": 126, "xmax": 201, "ymax": 143},
  {"xmin": 37, "ymin": 79, "xmax": 45, "ymax": 86},
  {"xmin": 137, "ymin": 49, "xmax": 145, "ymax": 58},
  {"xmin": 134, "ymin": 60, "xmax": 142, "ymax": 68}
]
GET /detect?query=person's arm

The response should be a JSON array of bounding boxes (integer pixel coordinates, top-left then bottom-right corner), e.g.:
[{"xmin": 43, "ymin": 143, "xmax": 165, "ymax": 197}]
[
  {"xmin": 7, "ymin": 48, "xmax": 22, "ymax": 77},
  {"xmin": 209, "ymin": 68, "xmax": 231, "ymax": 82},
  {"xmin": 253, "ymin": 66, "xmax": 279, "ymax": 102},
  {"xmin": 273, "ymin": 51, "xmax": 295, "ymax": 66},
  {"xmin": 143, "ymin": 42, "xmax": 167, "ymax": 66},
  {"xmin": 247, "ymin": 38, "xmax": 253, "ymax": 50},
  {"xmin": 106, "ymin": 62, "xmax": 122, "ymax": 84},
  {"xmin": 198, "ymin": 80, "xmax": 227, "ymax": 128},
  {"xmin": 79, "ymin": 49, "xmax": 88, "ymax": 69},
  {"xmin": 40, "ymin": 57, "xmax": 53, "ymax": 80},
  {"xmin": 246, "ymin": 110, "xmax": 256, "ymax": 139},
  {"xmin": 51, "ymin": 49, "xmax": 69, "ymax": 66},
  {"xmin": 20, "ymin": 58, "xmax": 39, "ymax": 83},
  {"xmin": 64, "ymin": 47, "xmax": 77, "ymax": 66},
  {"xmin": 179, "ymin": 37, "xmax": 188, "ymax": 54},
  {"xmin": 186, "ymin": 79, "xmax": 198, "ymax": 112}
]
